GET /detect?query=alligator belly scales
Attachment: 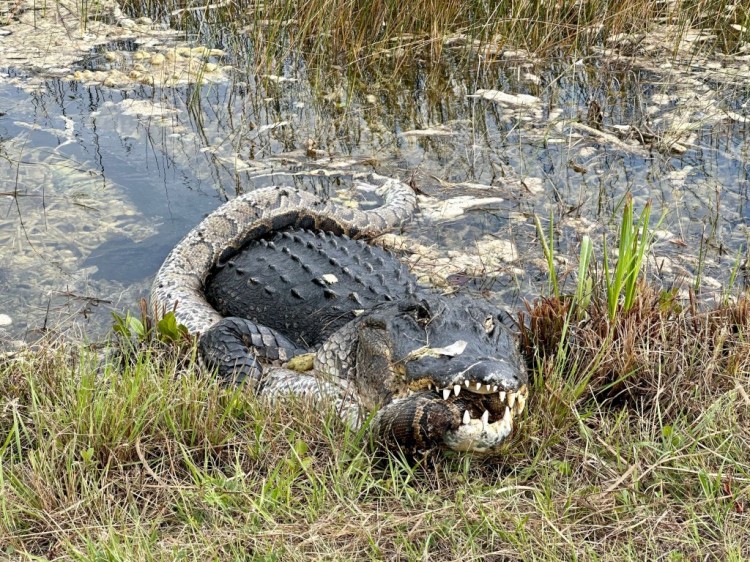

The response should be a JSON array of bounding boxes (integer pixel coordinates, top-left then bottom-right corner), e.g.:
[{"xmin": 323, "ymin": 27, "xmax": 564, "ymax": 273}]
[{"xmin": 152, "ymin": 178, "xmax": 528, "ymax": 454}]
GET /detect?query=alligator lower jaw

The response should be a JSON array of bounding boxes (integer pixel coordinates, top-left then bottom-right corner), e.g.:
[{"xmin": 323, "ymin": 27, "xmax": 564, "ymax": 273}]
[
  {"xmin": 422, "ymin": 383, "xmax": 529, "ymax": 453},
  {"xmin": 442, "ymin": 416, "xmax": 515, "ymax": 452}
]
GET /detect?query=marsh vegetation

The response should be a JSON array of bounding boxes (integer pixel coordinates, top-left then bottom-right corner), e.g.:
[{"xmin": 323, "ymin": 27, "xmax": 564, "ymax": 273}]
[{"xmin": 0, "ymin": 0, "xmax": 749, "ymax": 559}]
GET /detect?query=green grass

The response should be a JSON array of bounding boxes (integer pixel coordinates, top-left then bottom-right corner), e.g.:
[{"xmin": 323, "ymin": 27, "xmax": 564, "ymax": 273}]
[
  {"xmin": 536, "ymin": 192, "xmax": 665, "ymax": 324},
  {"xmin": 534, "ymin": 212, "xmax": 560, "ymax": 299},
  {"xmin": 602, "ymin": 195, "xmax": 664, "ymax": 321},
  {"xmin": 1, "ymin": 285, "xmax": 749, "ymax": 560}
]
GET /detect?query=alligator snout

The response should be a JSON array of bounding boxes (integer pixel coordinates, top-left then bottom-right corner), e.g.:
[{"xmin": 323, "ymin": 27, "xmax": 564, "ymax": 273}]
[
  {"xmin": 404, "ymin": 354, "xmax": 527, "ymax": 397},
  {"xmin": 452, "ymin": 356, "xmax": 527, "ymax": 390},
  {"xmin": 402, "ymin": 356, "xmax": 529, "ymax": 453}
]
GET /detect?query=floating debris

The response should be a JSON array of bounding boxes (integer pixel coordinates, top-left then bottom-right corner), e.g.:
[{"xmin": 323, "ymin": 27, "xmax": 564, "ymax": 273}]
[
  {"xmin": 400, "ymin": 127, "xmax": 454, "ymax": 137},
  {"xmin": 0, "ymin": 0, "xmax": 230, "ymax": 89},
  {"xmin": 418, "ymin": 196, "xmax": 505, "ymax": 221},
  {"xmin": 469, "ymin": 89, "xmax": 541, "ymax": 108}
]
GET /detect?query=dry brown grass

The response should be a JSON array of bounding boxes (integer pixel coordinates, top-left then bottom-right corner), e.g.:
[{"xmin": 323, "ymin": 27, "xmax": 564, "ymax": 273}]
[
  {"xmin": 122, "ymin": 0, "xmax": 750, "ymax": 76},
  {"xmin": 1, "ymin": 285, "xmax": 748, "ymax": 560},
  {"xmin": 521, "ymin": 285, "xmax": 750, "ymax": 416}
]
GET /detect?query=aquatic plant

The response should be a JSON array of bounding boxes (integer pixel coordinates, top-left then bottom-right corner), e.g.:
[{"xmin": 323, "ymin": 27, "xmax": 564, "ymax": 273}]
[
  {"xmin": 602, "ymin": 194, "xmax": 660, "ymax": 320},
  {"xmin": 534, "ymin": 212, "xmax": 560, "ymax": 299}
]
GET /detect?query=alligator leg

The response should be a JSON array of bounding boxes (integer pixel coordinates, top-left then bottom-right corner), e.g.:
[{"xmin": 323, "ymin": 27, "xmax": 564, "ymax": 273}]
[
  {"xmin": 199, "ymin": 317, "xmax": 308, "ymax": 385},
  {"xmin": 315, "ymin": 317, "xmax": 463, "ymax": 454}
]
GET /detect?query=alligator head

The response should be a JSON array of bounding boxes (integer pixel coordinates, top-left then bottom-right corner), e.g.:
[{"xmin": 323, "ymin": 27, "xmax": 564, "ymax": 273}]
[{"xmin": 352, "ymin": 294, "xmax": 528, "ymax": 454}]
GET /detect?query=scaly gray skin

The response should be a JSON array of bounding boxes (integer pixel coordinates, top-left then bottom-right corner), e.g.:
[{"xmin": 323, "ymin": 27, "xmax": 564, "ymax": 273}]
[
  {"xmin": 152, "ymin": 177, "xmax": 528, "ymax": 454},
  {"xmin": 152, "ymin": 177, "xmax": 416, "ymax": 334},
  {"xmin": 204, "ymin": 229, "xmax": 419, "ymax": 349},
  {"xmin": 318, "ymin": 294, "xmax": 528, "ymax": 453}
]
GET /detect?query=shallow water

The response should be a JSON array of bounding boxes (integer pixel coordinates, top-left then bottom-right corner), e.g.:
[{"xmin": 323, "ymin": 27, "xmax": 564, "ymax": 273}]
[{"xmin": 1, "ymin": 25, "xmax": 750, "ymax": 343}]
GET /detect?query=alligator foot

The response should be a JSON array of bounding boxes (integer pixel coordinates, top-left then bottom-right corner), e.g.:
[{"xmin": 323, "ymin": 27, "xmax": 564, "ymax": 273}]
[{"xmin": 199, "ymin": 316, "xmax": 308, "ymax": 385}]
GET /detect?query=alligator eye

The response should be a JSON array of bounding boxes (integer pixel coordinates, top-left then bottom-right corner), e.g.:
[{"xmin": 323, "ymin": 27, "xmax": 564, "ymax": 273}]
[
  {"xmin": 483, "ymin": 315, "xmax": 495, "ymax": 334},
  {"xmin": 400, "ymin": 298, "xmax": 433, "ymax": 324},
  {"xmin": 414, "ymin": 301, "xmax": 432, "ymax": 324}
]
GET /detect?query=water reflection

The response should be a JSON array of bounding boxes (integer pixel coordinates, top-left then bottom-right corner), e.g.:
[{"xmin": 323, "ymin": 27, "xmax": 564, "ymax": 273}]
[{"xmin": 1, "ymin": 51, "xmax": 749, "ymax": 344}]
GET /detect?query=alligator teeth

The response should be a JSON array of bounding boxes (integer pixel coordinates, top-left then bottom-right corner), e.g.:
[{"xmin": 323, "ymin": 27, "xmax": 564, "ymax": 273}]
[
  {"xmin": 427, "ymin": 383, "xmax": 432, "ymax": 390},
  {"xmin": 457, "ymin": 381, "xmax": 507, "ymax": 395},
  {"xmin": 499, "ymin": 391, "xmax": 506, "ymax": 403},
  {"xmin": 453, "ymin": 384, "xmax": 461, "ymax": 396},
  {"xmin": 481, "ymin": 410, "xmax": 489, "ymax": 429},
  {"xmin": 508, "ymin": 391, "xmax": 517, "ymax": 408},
  {"xmin": 493, "ymin": 406, "xmax": 512, "ymax": 434},
  {"xmin": 442, "ymin": 388, "xmax": 451, "ymax": 400},
  {"xmin": 462, "ymin": 410, "xmax": 471, "ymax": 425},
  {"xmin": 516, "ymin": 393, "xmax": 526, "ymax": 414}
]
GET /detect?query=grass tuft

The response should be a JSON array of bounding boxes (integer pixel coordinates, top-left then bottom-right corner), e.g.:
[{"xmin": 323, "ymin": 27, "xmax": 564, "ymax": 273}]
[{"xmin": 602, "ymin": 194, "xmax": 663, "ymax": 321}]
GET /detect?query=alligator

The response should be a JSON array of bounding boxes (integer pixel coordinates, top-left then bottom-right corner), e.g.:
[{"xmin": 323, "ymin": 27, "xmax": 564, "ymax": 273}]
[{"xmin": 152, "ymin": 177, "xmax": 528, "ymax": 454}]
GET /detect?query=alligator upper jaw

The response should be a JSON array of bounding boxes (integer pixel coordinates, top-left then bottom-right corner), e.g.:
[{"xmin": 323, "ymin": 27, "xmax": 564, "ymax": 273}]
[
  {"xmin": 406, "ymin": 356, "xmax": 528, "ymax": 418},
  {"xmin": 425, "ymin": 378, "xmax": 528, "ymax": 405}
]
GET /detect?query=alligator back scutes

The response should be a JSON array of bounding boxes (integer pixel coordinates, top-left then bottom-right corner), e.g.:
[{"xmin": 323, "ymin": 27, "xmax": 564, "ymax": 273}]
[
  {"xmin": 151, "ymin": 179, "xmax": 417, "ymax": 335},
  {"xmin": 204, "ymin": 228, "xmax": 419, "ymax": 347}
]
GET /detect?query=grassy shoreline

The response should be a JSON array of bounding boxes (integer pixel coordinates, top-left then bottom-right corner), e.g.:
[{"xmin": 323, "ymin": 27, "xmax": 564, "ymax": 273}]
[
  {"xmin": 1, "ymin": 282, "xmax": 748, "ymax": 560},
  {"xmin": 1, "ymin": 0, "xmax": 749, "ymax": 558}
]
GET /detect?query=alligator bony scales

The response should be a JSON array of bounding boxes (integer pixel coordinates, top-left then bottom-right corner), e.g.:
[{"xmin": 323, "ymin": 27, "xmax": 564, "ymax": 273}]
[{"xmin": 151, "ymin": 176, "xmax": 528, "ymax": 454}]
